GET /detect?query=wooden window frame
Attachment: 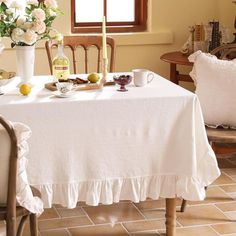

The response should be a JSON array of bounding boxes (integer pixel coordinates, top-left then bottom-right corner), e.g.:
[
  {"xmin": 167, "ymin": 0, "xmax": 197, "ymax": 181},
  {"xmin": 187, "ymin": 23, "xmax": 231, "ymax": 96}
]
[{"xmin": 71, "ymin": 0, "xmax": 148, "ymax": 33}]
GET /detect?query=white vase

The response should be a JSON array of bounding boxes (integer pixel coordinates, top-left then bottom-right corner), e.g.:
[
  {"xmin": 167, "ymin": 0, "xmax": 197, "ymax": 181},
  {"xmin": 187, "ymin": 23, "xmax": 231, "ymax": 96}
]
[{"xmin": 15, "ymin": 45, "xmax": 35, "ymax": 86}]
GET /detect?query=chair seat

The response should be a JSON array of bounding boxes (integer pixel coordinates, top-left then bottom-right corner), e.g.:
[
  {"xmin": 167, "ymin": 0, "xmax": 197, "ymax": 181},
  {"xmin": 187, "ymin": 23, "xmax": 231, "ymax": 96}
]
[
  {"xmin": 206, "ymin": 127, "xmax": 236, "ymax": 143},
  {"xmin": 181, "ymin": 44, "xmax": 236, "ymax": 213},
  {"xmin": 0, "ymin": 187, "xmax": 41, "ymax": 221},
  {"xmin": 0, "ymin": 206, "xmax": 29, "ymax": 220}
]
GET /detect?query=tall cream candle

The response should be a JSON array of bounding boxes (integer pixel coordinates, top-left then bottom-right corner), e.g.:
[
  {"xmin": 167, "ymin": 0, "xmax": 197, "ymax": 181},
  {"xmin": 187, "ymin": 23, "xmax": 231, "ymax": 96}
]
[{"xmin": 102, "ymin": 16, "xmax": 107, "ymax": 59}]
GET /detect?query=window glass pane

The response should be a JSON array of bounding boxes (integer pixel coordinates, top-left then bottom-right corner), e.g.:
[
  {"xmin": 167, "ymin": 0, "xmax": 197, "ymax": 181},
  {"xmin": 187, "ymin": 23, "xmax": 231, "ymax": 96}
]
[
  {"xmin": 107, "ymin": 0, "xmax": 135, "ymax": 22},
  {"xmin": 75, "ymin": 0, "xmax": 104, "ymax": 23}
]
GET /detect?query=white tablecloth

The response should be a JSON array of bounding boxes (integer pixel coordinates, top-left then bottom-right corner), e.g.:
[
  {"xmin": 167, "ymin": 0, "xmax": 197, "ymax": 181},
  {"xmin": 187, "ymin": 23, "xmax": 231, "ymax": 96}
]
[{"xmin": 0, "ymin": 73, "xmax": 220, "ymax": 208}]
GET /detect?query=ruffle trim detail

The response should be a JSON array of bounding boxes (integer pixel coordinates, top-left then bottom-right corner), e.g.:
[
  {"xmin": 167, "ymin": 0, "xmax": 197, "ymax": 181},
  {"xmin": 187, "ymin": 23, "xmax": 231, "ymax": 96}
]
[
  {"xmin": 13, "ymin": 122, "xmax": 44, "ymax": 215},
  {"xmin": 205, "ymin": 123, "xmax": 236, "ymax": 130},
  {"xmin": 34, "ymin": 158, "xmax": 220, "ymax": 209},
  {"xmin": 34, "ymin": 145, "xmax": 220, "ymax": 208},
  {"xmin": 33, "ymin": 174, "xmax": 216, "ymax": 209}
]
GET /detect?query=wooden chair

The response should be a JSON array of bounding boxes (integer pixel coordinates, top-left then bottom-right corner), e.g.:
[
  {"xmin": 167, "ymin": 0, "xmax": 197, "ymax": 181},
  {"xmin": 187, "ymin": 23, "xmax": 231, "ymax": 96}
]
[
  {"xmin": 45, "ymin": 35, "xmax": 116, "ymax": 75},
  {"xmin": 180, "ymin": 43, "xmax": 236, "ymax": 212},
  {"xmin": 0, "ymin": 116, "xmax": 39, "ymax": 236},
  {"xmin": 210, "ymin": 43, "xmax": 236, "ymax": 59}
]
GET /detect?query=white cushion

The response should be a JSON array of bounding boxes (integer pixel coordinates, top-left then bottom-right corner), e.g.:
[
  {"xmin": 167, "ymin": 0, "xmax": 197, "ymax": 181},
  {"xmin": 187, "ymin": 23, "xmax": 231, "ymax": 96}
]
[
  {"xmin": 0, "ymin": 121, "xmax": 43, "ymax": 215},
  {"xmin": 189, "ymin": 51, "xmax": 236, "ymax": 128},
  {"xmin": 0, "ymin": 125, "xmax": 11, "ymax": 204},
  {"xmin": 0, "ymin": 223, "xmax": 6, "ymax": 236}
]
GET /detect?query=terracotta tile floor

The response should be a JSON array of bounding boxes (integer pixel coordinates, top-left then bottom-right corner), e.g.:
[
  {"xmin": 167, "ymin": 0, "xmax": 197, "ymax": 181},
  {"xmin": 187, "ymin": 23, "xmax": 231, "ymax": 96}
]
[{"xmin": 3, "ymin": 157, "xmax": 236, "ymax": 235}]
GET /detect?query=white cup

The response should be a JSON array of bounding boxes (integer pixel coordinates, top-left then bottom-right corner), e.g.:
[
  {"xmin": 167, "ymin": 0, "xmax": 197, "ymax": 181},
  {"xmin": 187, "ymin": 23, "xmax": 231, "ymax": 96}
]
[
  {"xmin": 132, "ymin": 69, "xmax": 154, "ymax": 87},
  {"xmin": 56, "ymin": 82, "xmax": 73, "ymax": 94}
]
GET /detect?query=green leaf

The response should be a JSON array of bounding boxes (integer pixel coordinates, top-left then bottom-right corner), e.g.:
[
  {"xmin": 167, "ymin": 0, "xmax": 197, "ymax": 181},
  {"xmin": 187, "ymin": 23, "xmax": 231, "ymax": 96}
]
[
  {"xmin": 48, "ymin": 16, "xmax": 56, "ymax": 21},
  {"xmin": 40, "ymin": 34, "xmax": 50, "ymax": 40},
  {"xmin": 0, "ymin": 21, "xmax": 5, "ymax": 30},
  {"xmin": 5, "ymin": 14, "xmax": 13, "ymax": 22},
  {"xmin": 25, "ymin": 7, "xmax": 31, "ymax": 15},
  {"xmin": 54, "ymin": 8, "xmax": 64, "ymax": 15},
  {"xmin": 9, "ymin": 24, "xmax": 16, "ymax": 30},
  {"xmin": 1, "ymin": 2, "xmax": 8, "ymax": 11},
  {"xmin": 29, "ymin": 4, "xmax": 38, "ymax": 11}
]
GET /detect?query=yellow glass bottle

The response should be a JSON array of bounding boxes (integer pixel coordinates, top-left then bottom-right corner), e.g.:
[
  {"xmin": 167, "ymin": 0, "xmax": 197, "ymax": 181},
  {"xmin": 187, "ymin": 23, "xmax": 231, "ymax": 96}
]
[{"xmin": 52, "ymin": 39, "xmax": 70, "ymax": 81}]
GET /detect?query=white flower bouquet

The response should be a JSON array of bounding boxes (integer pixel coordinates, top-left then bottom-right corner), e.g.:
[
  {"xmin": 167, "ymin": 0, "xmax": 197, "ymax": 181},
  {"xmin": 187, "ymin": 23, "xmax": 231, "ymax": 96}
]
[{"xmin": 0, "ymin": 0, "xmax": 61, "ymax": 47}]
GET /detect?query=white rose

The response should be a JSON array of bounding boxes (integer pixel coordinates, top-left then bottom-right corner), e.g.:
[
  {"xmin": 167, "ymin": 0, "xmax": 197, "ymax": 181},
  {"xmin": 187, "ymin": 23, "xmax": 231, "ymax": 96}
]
[
  {"xmin": 32, "ymin": 21, "xmax": 46, "ymax": 34},
  {"xmin": 16, "ymin": 16, "xmax": 26, "ymax": 26},
  {"xmin": 10, "ymin": 0, "xmax": 25, "ymax": 11},
  {"xmin": 26, "ymin": 0, "xmax": 38, "ymax": 6},
  {"xmin": 32, "ymin": 8, "xmax": 46, "ymax": 21},
  {"xmin": 11, "ymin": 27, "xmax": 24, "ymax": 43},
  {"xmin": 5, "ymin": 7, "xmax": 15, "ymax": 14},
  {"xmin": 44, "ymin": 0, "xmax": 58, "ymax": 8},
  {"xmin": 22, "ymin": 22, "xmax": 33, "ymax": 30},
  {"xmin": 23, "ymin": 30, "xmax": 37, "ymax": 45},
  {"xmin": 0, "ymin": 0, "xmax": 13, "ymax": 7}
]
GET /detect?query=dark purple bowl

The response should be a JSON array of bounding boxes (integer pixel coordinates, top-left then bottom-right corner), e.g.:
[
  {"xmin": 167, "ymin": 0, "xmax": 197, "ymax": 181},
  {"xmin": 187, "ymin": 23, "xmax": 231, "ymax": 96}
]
[{"xmin": 113, "ymin": 75, "xmax": 132, "ymax": 92}]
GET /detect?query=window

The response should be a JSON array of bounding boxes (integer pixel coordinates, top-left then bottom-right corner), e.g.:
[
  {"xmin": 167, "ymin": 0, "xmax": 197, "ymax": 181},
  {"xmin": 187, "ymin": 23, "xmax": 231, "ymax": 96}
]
[{"xmin": 71, "ymin": 0, "xmax": 148, "ymax": 33}]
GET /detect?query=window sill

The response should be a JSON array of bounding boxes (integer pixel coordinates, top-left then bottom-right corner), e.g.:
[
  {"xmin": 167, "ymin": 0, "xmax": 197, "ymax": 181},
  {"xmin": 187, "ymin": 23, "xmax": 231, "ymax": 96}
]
[
  {"xmin": 110, "ymin": 31, "xmax": 173, "ymax": 46},
  {"xmin": 1, "ymin": 30, "xmax": 173, "ymax": 49}
]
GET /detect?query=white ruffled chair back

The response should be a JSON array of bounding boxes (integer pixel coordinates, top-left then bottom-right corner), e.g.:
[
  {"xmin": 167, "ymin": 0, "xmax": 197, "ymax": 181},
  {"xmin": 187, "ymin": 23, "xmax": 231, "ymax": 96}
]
[
  {"xmin": 0, "ymin": 124, "xmax": 11, "ymax": 204},
  {"xmin": 0, "ymin": 119, "xmax": 43, "ymax": 214}
]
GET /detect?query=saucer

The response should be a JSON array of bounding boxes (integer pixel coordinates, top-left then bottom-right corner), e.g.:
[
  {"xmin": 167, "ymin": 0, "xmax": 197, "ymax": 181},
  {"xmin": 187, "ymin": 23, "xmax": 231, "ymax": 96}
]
[{"xmin": 52, "ymin": 91, "xmax": 75, "ymax": 98}]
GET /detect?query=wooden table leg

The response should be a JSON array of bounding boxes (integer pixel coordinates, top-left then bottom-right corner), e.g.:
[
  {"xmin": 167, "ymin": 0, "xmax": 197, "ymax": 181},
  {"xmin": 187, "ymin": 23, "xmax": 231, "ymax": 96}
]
[
  {"xmin": 166, "ymin": 198, "xmax": 176, "ymax": 236},
  {"xmin": 170, "ymin": 63, "xmax": 178, "ymax": 84},
  {"xmin": 180, "ymin": 199, "xmax": 187, "ymax": 212}
]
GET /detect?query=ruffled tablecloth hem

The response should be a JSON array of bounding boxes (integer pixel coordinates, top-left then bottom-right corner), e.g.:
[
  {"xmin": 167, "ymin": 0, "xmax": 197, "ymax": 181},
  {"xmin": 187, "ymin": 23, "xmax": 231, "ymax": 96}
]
[{"xmin": 35, "ymin": 169, "xmax": 220, "ymax": 209}]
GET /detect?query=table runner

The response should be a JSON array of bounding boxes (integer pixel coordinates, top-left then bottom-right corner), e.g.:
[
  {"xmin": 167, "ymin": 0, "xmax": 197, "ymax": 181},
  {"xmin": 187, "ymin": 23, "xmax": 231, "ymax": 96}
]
[{"xmin": 0, "ymin": 73, "xmax": 220, "ymax": 208}]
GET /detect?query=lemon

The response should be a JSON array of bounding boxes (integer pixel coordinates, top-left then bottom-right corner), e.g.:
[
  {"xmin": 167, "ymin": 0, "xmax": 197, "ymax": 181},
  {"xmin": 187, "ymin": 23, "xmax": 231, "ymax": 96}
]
[
  {"xmin": 87, "ymin": 73, "xmax": 100, "ymax": 83},
  {"xmin": 20, "ymin": 84, "xmax": 31, "ymax": 96}
]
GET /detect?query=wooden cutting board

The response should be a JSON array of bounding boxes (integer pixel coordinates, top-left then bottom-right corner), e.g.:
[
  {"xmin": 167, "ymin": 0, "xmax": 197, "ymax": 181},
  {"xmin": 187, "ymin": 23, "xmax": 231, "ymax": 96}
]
[{"xmin": 45, "ymin": 81, "xmax": 115, "ymax": 92}]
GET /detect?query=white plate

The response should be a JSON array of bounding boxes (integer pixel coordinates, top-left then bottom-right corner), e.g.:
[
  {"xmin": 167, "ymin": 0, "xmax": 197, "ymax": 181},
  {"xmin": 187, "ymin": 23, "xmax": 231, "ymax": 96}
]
[{"xmin": 52, "ymin": 91, "xmax": 75, "ymax": 98}]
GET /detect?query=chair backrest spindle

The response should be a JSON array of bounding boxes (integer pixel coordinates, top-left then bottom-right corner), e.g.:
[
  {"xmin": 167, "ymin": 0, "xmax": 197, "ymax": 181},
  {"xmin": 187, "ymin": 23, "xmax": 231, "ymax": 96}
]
[
  {"xmin": 45, "ymin": 35, "xmax": 116, "ymax": 75},
  {"xmin": 97, "ymin": 48, "xmax": 101, "ymax": 72},
  {"xmin": 85, "ymin": 47, "xmax": 89, "ymax": 74}
]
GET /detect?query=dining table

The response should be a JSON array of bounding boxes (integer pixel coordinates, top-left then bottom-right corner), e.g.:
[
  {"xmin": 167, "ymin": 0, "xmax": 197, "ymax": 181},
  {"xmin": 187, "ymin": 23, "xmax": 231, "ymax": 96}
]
[{"xmin": 0, "ymin": 73, "xmax": 220, "ymax": 236}]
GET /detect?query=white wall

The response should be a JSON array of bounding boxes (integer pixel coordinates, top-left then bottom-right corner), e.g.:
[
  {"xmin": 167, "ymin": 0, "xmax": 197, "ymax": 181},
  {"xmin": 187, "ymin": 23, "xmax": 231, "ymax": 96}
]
[{"xmin": 0, "ymin": 0, "xmax": 235, "ymax": 84}]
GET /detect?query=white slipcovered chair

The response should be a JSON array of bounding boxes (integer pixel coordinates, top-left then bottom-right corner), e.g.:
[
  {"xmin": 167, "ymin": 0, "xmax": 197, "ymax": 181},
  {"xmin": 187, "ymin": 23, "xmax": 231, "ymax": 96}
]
[
  {"xmin": 181, "ymin": 43, "xmax": 236, "ymax": 212},
  {"xmin": 0, "ymin": 115, "xmax": 43, "ymax": 236}
]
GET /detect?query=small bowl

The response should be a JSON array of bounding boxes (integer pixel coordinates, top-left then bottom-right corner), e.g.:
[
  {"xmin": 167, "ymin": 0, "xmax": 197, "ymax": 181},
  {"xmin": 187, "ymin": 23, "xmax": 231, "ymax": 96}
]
[
  {"xmin": 56, "ymin": 82, "xmax": 74, "ymax": 94},
  {"xmin": 113, "ymin": 75, "xmax": 132, "ymax": 92}
]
